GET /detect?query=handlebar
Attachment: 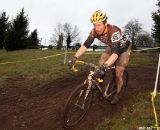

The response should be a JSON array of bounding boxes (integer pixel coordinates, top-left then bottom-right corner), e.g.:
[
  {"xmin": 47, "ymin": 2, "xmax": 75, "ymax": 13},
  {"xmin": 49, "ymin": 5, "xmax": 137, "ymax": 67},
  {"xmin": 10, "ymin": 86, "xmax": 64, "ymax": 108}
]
[
  {"xmin": 71, "ymin": 60, "xmax": 104, "ymax": 83},
  {"xmin": 70, "ymin": 60, "xmax": 115, "ymax": 83},
  {"xmin": 71, "ymin": 60, "xmax": 115, "ymax": 72},
  {"xmin": 71, "ymin": 60, "xmax": 98, "ymax": 72}
]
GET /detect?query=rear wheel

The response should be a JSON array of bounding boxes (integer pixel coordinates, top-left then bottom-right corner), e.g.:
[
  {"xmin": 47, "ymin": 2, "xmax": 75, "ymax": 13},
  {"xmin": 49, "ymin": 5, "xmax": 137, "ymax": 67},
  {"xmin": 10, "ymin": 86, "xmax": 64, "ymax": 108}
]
[
  {"xmin": 63, "ymin": 83, "xmax": 93, "ymax": 127},
  {"xmin": 105, "ymin": 70, "xmax": 128, "ymax": 101}
]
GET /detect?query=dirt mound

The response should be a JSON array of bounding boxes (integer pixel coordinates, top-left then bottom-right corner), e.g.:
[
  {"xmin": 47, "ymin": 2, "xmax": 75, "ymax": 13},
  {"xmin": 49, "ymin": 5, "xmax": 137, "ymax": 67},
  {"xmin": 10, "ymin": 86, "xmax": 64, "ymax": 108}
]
[{"xmin": 0, "ymin": 67, "xmax": 158, "ymax": 130}]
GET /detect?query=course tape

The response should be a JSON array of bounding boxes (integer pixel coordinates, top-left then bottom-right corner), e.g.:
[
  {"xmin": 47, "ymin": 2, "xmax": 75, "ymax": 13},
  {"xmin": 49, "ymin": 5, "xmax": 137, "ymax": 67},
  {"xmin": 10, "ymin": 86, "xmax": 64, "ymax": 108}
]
[
  {"xmin": 0, "ymin": 53, "xmax": 65, "ymax": 65},
  {"xmin": 151, "ymin": 92, "xmax": 160, "ymax": 127},
  {"xmin": 0, "ymin": 52, "xmax": 103, "ymax": 65},
  {"xmin": 150, "ymin": 53, "xmax": 160, "ymax": 128},
  {"xmin": 1, "ymin": 47, "xmax": 159, "ymax": 65},
  {"xmin": 133, "ymin": 47, "xmax": 160, "ymax": 52}
]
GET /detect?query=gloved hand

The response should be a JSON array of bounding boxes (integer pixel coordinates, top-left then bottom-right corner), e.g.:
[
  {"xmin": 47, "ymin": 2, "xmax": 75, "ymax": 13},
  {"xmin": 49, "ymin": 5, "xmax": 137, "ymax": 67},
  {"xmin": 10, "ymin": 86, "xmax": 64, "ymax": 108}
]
[
  {"xmin": 94, "ymin": 64, "xmax": 109, "ymax": 78},
  {"xmin": 99, "ymin": 64, "xmax": 109, "ymax": 72},
  {"xmin": 68, "ymin": 56, "xmax": 77, "ymax": 68}
]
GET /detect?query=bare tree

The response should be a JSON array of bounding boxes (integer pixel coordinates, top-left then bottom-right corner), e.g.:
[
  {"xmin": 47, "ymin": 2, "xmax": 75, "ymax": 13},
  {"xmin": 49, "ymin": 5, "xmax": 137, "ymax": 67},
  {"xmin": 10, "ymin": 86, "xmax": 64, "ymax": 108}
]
[
  {"xmin": 50, "ymin": 22, "xmax": 80, "ymax": 50},
  {"xmin": 137, "ymin": 32, "xmax": 154, "ymax": 47},
  {"xmin": 50, "ymin": 23, "xmax": 64, "ymax": 50},
  {"xmin": 123, "ymin": 19, "xmax": 142, "ymax": 49},
  {"xmin": 63, "ymin": 22, "xmax": 80, "ymax": 50}
]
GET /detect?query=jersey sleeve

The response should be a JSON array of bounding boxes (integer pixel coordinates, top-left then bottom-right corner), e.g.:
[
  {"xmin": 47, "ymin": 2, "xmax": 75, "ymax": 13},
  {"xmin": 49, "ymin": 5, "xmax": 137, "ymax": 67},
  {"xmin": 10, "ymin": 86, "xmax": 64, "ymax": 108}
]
[
  {"xmin": 110, "ymin": 28, "xmax": 122, "ymax": 55},
  {"xmin": 83, "ymin": 29, "xmax": 95, "ymax": 48}
]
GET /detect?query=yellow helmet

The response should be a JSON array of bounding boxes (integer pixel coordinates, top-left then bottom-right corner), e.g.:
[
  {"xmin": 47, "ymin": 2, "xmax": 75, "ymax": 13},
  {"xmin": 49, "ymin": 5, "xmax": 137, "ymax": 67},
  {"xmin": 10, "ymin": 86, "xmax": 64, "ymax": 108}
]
[{"xmin": 90, "ymin": 10, "xmax": 107, "ymax": 24}]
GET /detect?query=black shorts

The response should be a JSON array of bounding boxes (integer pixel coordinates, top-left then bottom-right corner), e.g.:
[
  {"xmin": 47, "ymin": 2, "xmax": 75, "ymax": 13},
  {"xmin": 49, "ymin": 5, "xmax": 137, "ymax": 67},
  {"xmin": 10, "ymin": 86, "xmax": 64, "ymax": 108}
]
[{"xmin": 99, "ymin": 43, "xmax": 132, "ymax": 67}]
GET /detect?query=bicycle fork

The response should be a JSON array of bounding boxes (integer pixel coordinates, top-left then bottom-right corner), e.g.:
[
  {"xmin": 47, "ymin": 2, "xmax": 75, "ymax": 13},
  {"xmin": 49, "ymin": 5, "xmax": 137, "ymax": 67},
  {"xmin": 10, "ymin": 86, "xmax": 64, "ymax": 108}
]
[{"xmin": 75, "ymin": 71, "xmax": 94, "ymax": 110}]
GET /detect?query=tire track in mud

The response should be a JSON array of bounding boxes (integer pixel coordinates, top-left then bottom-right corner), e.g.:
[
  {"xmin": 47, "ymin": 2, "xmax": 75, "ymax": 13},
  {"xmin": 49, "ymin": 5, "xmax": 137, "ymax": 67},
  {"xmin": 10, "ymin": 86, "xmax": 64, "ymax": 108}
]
[{"xmin": 0, "ymin": 67, "xmax": 158, "ymax": 130}]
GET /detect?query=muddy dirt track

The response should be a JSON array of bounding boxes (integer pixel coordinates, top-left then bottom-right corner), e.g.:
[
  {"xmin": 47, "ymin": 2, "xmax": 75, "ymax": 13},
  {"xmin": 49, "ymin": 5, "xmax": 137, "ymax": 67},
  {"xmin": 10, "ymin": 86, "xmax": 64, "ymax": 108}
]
[{"xmin": 0, "ymin": 67, "xmax": 159, "ymax": 130}]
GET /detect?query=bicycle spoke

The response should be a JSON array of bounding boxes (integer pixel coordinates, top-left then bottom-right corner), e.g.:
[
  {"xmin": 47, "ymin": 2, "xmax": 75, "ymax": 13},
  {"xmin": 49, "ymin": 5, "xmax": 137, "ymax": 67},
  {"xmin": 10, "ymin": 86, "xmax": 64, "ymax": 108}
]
[{"xmin": 64, "ymin": 83, "xmax": 92, "ymax": 127}]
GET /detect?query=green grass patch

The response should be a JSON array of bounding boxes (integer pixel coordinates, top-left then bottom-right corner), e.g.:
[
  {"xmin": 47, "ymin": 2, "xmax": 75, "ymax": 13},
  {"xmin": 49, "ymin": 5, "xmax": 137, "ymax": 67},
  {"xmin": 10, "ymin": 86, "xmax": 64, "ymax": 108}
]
[
  {"xmin": 0, "ymin": 49, "xmax": 65, "ymax": 62},
  {"xmin": 129, "ymin": 52, "xmax": 158, "ymax": 67},
  {"xmin": 0, "ymin": 49, "xmax": 67, "ymax": 85},
  {"xmin": 96, "ymin": 91, "xmax": 160, "ymax": 130},
  {"xmin": 0, "ymin": 49, "xmax": 159, "ymax": 85}
]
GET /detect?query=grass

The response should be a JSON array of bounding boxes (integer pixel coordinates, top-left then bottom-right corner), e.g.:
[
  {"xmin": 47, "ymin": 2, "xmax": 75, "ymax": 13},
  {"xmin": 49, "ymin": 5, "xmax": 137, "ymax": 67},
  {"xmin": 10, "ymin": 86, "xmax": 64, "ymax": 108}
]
[
  {"xmin": 129, "ymin": 51, "xmax": 159, "ymax": 67},
  {"xmin": 0, "ymin": 49, "xmax": 159, "ymax": 130},
  {"xmin": 0, "ymin": 49, "xmax": 158, "ymax": 85},
  {"xmin": 0, "ymin": 49, "xmax": 67, "ymax": 85},
  {"xmin": 96, "ymin": 91, "xmax": 158, "ymax": 130},
  {"xmin": 0, "ymin": 49, "xmax": 65, "ymax": 62}
]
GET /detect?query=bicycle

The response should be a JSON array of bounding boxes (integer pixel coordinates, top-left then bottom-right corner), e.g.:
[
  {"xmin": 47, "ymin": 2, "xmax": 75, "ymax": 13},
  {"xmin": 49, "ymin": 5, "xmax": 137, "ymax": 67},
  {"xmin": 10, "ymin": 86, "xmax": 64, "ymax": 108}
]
[{"xmin": 63, "ymin": 60, "xmax": 128, "ymax": 127}]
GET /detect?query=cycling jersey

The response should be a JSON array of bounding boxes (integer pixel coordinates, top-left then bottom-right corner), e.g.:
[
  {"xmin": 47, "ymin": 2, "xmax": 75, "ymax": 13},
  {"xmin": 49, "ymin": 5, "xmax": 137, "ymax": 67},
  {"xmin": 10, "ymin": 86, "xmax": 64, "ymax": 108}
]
[{"xmin": 83, "ymin": 24, "xmax": 130, "ymax": 55}]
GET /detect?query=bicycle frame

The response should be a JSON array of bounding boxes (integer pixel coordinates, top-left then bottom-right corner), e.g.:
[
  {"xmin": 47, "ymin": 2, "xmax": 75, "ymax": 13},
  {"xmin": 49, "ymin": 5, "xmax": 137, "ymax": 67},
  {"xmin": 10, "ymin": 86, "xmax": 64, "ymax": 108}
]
[{"xmin": 72, "ymin": 60, "xmax": 116, "ymax": 99}]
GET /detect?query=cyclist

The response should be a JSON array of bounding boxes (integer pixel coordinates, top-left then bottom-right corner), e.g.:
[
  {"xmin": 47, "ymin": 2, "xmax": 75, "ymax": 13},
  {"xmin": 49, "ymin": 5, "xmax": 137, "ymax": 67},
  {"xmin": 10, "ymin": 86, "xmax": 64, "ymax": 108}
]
[{"xmin": 68, "ymin": 10, "xmax": 131, "ymax": 105}]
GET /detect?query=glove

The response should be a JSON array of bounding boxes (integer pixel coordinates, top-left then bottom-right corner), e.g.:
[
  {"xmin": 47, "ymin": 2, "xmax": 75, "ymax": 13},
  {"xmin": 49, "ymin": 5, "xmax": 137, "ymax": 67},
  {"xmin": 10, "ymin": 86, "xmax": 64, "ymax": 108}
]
[
  {"xmin": 68, "ymin": 56, "xmax": 77, "ymax": 68},
  {"xmin": 99, "ymin": 64, "xmax": 109, "ymax": 72},
  {"xmin": 94, "ymin": 64, "xmax": 109, "ymax": 78}
]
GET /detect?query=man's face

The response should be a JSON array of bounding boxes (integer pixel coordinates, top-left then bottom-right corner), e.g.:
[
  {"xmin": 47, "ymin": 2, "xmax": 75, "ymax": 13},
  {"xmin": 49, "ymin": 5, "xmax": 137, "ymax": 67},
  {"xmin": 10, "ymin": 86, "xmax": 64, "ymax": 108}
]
[{"xmin": 93, "ymin": 22, "xmax": 106, "ymax": 35}]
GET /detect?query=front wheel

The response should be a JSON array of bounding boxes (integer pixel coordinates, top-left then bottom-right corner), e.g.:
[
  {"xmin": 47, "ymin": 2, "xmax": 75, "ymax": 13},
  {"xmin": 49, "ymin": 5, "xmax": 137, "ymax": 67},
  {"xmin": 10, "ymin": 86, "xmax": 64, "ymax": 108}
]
[{"xmin": 63, "ymin": 83, "xmax": 93, "ymax": 127}]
